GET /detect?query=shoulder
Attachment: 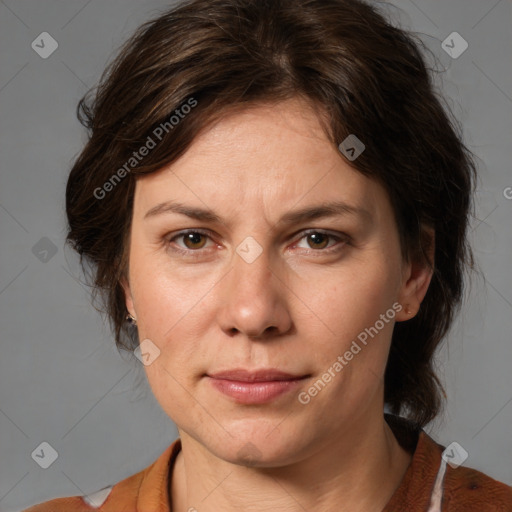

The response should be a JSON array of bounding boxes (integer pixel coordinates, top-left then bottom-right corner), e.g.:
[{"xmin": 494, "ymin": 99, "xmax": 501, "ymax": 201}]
[
  {"xmin": 20, "ymin": 473, "xmax": 141, "ymax": 512},
  {"xmin": 442, "ymin": 463, "xmax": 512, "ymax": 511},
  {"xmin": 420, "ymin": 432, "xmax": 512, "ymax": 511},
  {"xmin": 414, "ymin": 432, "xmax": 512, "ymax": 511},
  {"xmin": 20, "ymin": 440, "xmax": 181, "ymax": 512},
  {"xmin": 21, "ymin": 486, "xmax": 114, "ymax": 511},
  {"xmin": 384, "ymin": 415, "xmax": 512, "ymax": 511}
]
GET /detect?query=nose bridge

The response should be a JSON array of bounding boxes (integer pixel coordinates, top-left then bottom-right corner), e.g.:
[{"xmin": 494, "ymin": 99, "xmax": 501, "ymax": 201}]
[
  {"xmin": 218, "ymin": 236, "xmax": 291, "ymax": 338},
  {"xmin": 231, "ymin": 237, "xmax": 276, "ymax": 305}
]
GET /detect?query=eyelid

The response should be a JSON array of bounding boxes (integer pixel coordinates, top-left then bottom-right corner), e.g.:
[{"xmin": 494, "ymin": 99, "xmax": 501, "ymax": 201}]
[
  {"xmin": 288, "ymin": 227, "xmax": 347, "ymax": 240},
  {"xmin": 165, "ymin": 228, "xmax": 349, "ymax": 256},
  {"xmin": 167, "ymin": 228, "xmax": 216, "ymax": 250}
]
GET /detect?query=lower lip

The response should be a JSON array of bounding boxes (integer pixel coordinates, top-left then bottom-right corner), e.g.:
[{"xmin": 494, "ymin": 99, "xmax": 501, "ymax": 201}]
[{"xmin": 207, "ymin": 377, "xmax": 305, "ymax": 404}]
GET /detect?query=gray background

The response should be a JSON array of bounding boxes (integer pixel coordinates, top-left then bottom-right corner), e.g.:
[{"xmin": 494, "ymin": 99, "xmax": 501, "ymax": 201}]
[{"xmin": 0, "ymin": 0, "xmax": 510, "ymax": 510}]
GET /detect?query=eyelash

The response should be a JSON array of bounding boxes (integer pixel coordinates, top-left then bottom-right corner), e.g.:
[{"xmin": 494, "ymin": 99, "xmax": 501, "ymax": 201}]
[{"xmin": 165, "ymin": 229, "xmax": 350, "ymax": 258}]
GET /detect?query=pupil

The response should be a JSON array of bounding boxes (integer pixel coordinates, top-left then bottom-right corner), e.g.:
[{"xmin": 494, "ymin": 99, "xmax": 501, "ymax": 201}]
[
  {"xmin": 186, "ymin": 233, "xmax": 203, "ymax": 247},
  {"xmin": 309, "ymin": 233, "xmax": 327, "ymax": 248}
]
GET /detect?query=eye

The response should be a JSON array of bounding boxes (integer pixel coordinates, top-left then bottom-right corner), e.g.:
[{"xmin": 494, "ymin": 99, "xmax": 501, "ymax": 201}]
[
  {"xmin": 294, "ymin": 230, "xmax": 347, "ymax": 252},
  {"xmin": 165, "ymin": 229, "xmax": 348, "ymax": 257},
  {"xmin": 168, "ymin": 229, "xmax": 215, "ymax": 252}
]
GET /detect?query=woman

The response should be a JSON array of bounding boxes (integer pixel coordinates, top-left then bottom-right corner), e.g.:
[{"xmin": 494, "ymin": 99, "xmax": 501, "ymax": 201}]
[{"xmin": 24, "ymin": 0, "xmax": 512, "ymax": 510}]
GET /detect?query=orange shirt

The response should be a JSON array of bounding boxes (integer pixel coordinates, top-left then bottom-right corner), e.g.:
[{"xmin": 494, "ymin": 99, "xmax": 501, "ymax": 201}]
[{"xmin": 22, "ymin": 416, "xmax": 512, "ymax": 511}]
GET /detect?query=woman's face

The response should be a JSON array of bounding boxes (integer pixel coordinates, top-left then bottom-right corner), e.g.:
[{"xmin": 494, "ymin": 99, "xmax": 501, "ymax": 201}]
[{"xmin": 123, "ymin": 98, "xmax": 428, "ymax": 466}]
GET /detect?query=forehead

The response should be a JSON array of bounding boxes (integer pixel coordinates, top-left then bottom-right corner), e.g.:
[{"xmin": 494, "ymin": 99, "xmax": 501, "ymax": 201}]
[{"xmin": 132, "ymin": 99, "xmax": 389, "ymax": 226}]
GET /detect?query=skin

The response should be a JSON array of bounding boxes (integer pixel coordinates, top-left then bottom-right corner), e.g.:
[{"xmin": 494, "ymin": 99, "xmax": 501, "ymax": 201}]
[{"xmin": 122, "ymin": 97, "xmax": 433, "ymax": 512}]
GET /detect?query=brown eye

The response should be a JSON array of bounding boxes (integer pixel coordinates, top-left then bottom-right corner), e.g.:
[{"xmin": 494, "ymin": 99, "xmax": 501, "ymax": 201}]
[
  {"xmin": 294, "ymin": 230, "xmax": 348, "ymax": 254},
  {"xmin": 166, "ymin": 229, "xmax": 216, "ymax": 257},
  {"xmin": 182, "ymin": 232, "xmax": 207, "ymax": 249},
  {"xmin": 306, "ymin": 232, "xmax": 330, "ymax": 249}
]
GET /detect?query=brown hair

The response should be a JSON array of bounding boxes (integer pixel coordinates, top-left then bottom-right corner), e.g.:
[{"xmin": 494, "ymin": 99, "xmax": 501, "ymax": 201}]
[{"xmin": 66, "ymin": 0, "xmax": 475, "ymax": 427}]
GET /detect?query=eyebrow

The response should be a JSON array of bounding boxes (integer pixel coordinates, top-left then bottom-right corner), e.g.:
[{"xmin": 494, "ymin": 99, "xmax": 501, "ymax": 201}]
[{"xmin": 143, "ymin": 200, "xmax": 371, "ymax": 226}]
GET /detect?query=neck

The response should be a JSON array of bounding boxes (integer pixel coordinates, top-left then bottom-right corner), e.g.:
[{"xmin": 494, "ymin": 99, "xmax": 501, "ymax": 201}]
[{"xmin": 171, "ymin": 409, "xmax": 412, "ymax": 512}]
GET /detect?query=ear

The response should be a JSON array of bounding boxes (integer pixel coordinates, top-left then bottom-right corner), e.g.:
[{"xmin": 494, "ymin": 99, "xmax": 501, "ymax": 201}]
[
  {"xmin": 395, "ymin": 227, "xmax": 435, "ymax": 322},
  {"xmin": 120, "ymin": 274, "xmax": 136, "ymax": 319}
]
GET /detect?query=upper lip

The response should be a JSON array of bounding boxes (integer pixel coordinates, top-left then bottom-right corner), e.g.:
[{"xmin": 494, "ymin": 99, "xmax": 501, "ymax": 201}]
[{"xmin": 207, "ymin": 369, "xmax": 308, "ymax": 382}]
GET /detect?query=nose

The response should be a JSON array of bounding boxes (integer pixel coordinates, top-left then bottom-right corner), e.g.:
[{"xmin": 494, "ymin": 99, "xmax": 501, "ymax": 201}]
[{"xmin": 217, "ymin": 242, "xmax": 293, "ymax": 340}]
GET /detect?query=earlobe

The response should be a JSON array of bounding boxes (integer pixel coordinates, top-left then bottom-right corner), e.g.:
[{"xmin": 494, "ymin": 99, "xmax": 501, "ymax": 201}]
[
  {"xmin": 120, "ymin": 275, "xmax": 136, "ymax": 320},
  {"xmin": 395, "ymin": 228, "xmax": 435, "ymax": 322},
  {"xmin": 396, "ymin": 301, "xmax": 420, "ymax": 321},
  {"xmin": 395, "ymin": 266, "xmax": 433, "ymax": 321}
]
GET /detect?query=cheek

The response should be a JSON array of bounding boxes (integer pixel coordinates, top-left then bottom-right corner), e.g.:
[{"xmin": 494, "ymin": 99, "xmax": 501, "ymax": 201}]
[
  {"xmin": 128, "ymin": 246, "xmax": 224, "ymax": 373},
  {"xmin": 130, "ymin": 242, "xmax": 201, "ymax": 327},
  {"xmin": 298, "ymin": 256, "xmax": 401, "ymax": 356},
  {"xmin": 295, "ymin": 265, "xmax": 399, "ymax": 416}
]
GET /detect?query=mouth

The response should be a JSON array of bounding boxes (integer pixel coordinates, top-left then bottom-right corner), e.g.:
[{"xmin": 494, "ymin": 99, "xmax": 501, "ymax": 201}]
[{"xmin": 205, "ymin": 369, "xmax": 310, "ymax": 404}]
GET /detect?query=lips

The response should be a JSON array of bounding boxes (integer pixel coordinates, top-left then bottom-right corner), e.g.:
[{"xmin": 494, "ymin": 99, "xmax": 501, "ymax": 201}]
[
  {"xmin": 206, "ymin": 368, "xmax": 309, "ymax": 404},
  {"xmin": 207, "ymin": 368, "xmax": 305, "ymax": 382}
]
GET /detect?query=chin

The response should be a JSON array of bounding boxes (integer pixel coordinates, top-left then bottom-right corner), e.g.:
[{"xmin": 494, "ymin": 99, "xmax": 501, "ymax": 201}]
[{"xmin": 209, "ymin": 424, "xmax": 307, "ymax": 468}]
